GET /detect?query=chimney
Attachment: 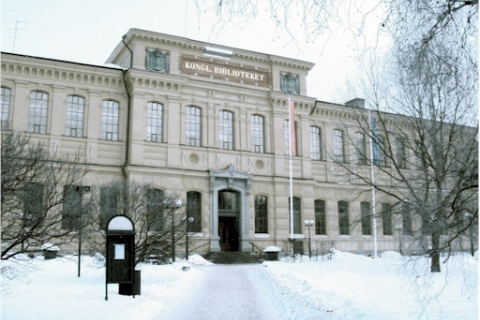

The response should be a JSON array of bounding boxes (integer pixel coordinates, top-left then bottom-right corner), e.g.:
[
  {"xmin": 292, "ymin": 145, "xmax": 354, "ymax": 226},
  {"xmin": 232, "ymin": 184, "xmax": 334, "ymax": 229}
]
[{"xmin": 345, "ymin": 98, "xmax": 365, "ymax": 108}]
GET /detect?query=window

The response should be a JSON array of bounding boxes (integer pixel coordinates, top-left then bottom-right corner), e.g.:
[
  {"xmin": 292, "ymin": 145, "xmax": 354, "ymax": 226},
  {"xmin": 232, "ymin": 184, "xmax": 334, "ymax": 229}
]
[
  {"xmin": 289, "ymin": 197, "xmax": 302, "ymax": 234},
  {"xmin": 310, "ymin": 126, "xmax": 322, "ymax": 160},
  {"xmin": 186, "ymin": 106, "xmax": 201, "ymax": 146},
  {"xmin": 24, "ymin": 183, "xmax": 44, "ymax": 228},
  {"xmin": 100, "ymin": 187, "xmax": 117, "ymax": 229},
  {"xmin": 356, "ymin": 132, "xmax": 366, "ymax": 165},
  {"xmin": 251, "ymin": 114, "xmax": 264, "ymax": 153},
  {"xmin": 314, "ymin": 199, "xmax": 326, "ymax": 235},
  {"xmin": 333, "ymin": 129, "xmax": 344, "ymax": 162},
  {"xmin": 219, "ymin": 111, "xmax": 233, "ymax": 150},
  {"xmin": 146, "ymin": 189, "xmax": 164, "ymax": 231},
  {"xmin": 101, "ymin": 100, "xmax": 119, "ymax": 140},
  {"xmin": 1, "ymin": 87, "xmax": 11, "ymax": 130},
  {"xmin": 361, "ymin": 202, "xmax": 372, "ymax": 235},
  {"xmin": 397, "ymin": 138, "xmax": 407, "ymax": 169},
  {"xmin": 147, "ymin": 102, "xmax": 163, "ymax": 142},
  {"xmin": 28, "ymin": 91, "xmax": 48, "ymax": 134},
  {"xmin": 402, "ymin": 202, "xmax": 412, "ymax": 236},
  {"xmin": 377, "ymin": 135, "xmax": 387, "ymax": 167},
  {"xmin": 382, "ymin": 203, "xmax": 392, "ymax": 235},
  {"xmin": 62, "ymin": 186, "xmax": 83, "ymax": 230},
  {"xmin": 284, "ymin": 120, "xmax": 297, "ymax": 155},
  {"xmin": 65, "ymin": 95, "xmax": 84, "ymax": 137},
  {"xmin": 338, "ymin": 201, "xmax": 349, "ymax": 235},
  {"xmin": 255, "ymin": 195, "xmax": 268, "ymax": 234},
  {"xmin": 186, "ymin": 191, "xmax": 202, "ymax": 232}
]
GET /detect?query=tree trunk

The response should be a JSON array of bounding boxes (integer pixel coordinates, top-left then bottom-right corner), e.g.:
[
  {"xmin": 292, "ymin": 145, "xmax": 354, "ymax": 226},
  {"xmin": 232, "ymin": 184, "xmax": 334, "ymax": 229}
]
[{"xmin": 430, "ymin": 232, "xmax": 441, "ymax": 272}]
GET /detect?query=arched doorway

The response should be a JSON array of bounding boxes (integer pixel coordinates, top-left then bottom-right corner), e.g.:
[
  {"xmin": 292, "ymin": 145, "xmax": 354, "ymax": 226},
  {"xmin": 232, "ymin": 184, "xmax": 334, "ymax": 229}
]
[{"xmin": 218, "ymin": 190, "xmax": 239, "ymax": 251}]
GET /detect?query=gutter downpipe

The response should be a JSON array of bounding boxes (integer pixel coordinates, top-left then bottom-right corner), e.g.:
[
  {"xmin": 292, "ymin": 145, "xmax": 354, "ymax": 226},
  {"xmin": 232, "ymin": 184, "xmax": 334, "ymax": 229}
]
[{"xmin": 121, "ymin": 35, "xmax": 133, "ymax": 179}]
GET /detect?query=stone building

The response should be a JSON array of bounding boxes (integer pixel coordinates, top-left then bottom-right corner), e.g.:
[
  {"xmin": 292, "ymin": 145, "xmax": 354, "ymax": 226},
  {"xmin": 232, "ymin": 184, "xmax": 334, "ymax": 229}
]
[{"xmin": 3, "ymin": 28, "xmax": 460, "ymax": 257}]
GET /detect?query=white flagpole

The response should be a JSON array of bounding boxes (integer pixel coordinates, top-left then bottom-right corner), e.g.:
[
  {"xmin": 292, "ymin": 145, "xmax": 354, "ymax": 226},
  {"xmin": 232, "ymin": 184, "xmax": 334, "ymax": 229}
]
[
  {"xmin": 369, "ymin": 109, "xmax": 378, "ymax": 258},
  {"xmin": 289, "ymin": 96, "xmax": 294, "ymax": 238}
]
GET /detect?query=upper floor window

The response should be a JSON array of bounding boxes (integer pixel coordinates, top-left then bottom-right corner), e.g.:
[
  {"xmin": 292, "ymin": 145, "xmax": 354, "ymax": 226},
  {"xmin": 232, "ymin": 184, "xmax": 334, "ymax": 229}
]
[
  {"xmin": 101, "ymin": 100, "xmax": 119, "ymax": 141},
  {"xmin": 377, "ymin": 135, "xmax": 387, "ymax": 167},
  {"xmin": 356, "ymin": 132, "xmax": 367, "ymax": 165},
  {"xmin": 1, "ymin": 87, "xmax": 11, "ymax": 130},
  {"xmin": 284, "ymin": 120, "xmax": 297, "ymax": 155},
  {"xmin": 186, "ymin": 106, "xmax": 201, "ymax": 146},
  {"xmin": 146, "ymin": 188, "xmax": 164, "ymax": 231},
  {"xmin": 361, "ymin": 201, "xmax": 372, "ymax": 235},
  {"xmin": 147, "ymin": 102, "xmax": 163, "ymax": 142},
  {"xmin": 65, "ymin": 95, "xmax": 84, "ymax": 137},
  {"xmin": 289, "ymin": 197, "xmax": 302, "ymax": 234},
  {"xmin": 28, "ymin": 91, "xmax": 48, "ymax": 134},
  {"xmin": 333, "ymin": 129, "xmax": 345, "ymax": 162},
  {"xmin": 251, "ymin": 114, "xmax": 264, "ymax": 153},
  {"xmin": 219, "ymin": 110, "xmax": 233, "ymax": 150},
  {"xmin": 314, "ymin": 199, "xmax": 326, "ymax": 235},
  {"xmin": 402, "ymin": 201, "xmax": 412, "ymax": 236},
  {"xmin": 310, "ymin": 126, "xmax": 322, "ymax": 160},
  {"xmin": 186, "ymin": 191, "xmax": 202, "ymax": 233},
  {"xmin": 255, "ymin": 195, "xmax": 268, "ymax": 234},
  {"xmin": 397, "ymin": 138, "xmax": 407, "ymax": 169},
  {"xmin": 338, "ymin": 200, "xmax": 349, "ymax": 235}
]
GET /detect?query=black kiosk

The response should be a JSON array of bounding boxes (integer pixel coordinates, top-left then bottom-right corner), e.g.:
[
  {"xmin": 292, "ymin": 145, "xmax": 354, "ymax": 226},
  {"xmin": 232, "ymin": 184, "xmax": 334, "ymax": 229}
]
[{"xmin": 105, "ymin": 215, "xmax": 136, "ymax": 301}]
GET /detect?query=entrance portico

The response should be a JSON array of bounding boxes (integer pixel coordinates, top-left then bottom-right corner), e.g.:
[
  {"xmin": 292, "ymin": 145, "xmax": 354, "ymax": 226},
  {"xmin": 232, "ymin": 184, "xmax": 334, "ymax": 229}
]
[{"xmin": 209, "ymin": 165, "xmax": 252, "ymax": 252}]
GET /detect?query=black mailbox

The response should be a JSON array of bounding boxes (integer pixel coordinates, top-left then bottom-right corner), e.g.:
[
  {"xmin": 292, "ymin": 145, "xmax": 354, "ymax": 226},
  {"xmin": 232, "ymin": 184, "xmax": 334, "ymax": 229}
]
[{"xmin": 105, "ymin": 215, "xmax": 135, "ymax": 301}]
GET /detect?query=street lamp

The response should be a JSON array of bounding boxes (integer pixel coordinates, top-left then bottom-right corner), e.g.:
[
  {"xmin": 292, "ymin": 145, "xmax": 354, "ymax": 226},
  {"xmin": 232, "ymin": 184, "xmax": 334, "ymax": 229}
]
[
  {"xmin": 395, "ymin": 225, "xmax": 403, "ymax": 255},
  {"xmin": 185, "ymin": 217, "xmax": 195, "ymax": 260},
  {"xmin": 304, "ymin": 220, "xmax": 314, "ymax": 258},
  {"xmin": 164, "ymin": 198, "xmax": 182, "ymax": 262}
]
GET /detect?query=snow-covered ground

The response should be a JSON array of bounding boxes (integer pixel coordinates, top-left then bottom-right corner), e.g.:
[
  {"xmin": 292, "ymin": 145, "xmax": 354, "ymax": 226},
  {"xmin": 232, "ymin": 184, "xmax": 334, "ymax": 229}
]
[{"xmin": 1, "ymin": 250, "xmax": 478, "ymax": 320}]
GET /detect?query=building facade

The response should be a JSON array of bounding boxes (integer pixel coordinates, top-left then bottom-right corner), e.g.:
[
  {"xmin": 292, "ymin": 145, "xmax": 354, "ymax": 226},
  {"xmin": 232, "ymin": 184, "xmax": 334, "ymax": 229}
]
[{"xmin": 3, "ymin": 28, "xmax": 456, "ymax": 256}]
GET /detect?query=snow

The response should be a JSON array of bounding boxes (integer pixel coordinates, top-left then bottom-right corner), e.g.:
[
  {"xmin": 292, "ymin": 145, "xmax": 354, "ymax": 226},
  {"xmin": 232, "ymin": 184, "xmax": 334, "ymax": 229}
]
[
  {"xmin": 264, "ymin": 246, "xmax": 281, "ymax": 252},
  {"xmin": 1, "ymin": 251, "xmax": 477, "ymax": 319}
]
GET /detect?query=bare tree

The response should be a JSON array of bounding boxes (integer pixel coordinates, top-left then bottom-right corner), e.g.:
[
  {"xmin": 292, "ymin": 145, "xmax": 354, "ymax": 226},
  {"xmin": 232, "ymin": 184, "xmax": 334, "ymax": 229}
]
[
  {"xmin": 1, "ymin": 131, "xmax": 92, "ymax": 260},
  {"xmin": 338, "ymin": 38, "xmax": 478, "ymax": 272},
  {"xmin": 86, "ymin": 180, "xmax": 190, "ymax": 266}
]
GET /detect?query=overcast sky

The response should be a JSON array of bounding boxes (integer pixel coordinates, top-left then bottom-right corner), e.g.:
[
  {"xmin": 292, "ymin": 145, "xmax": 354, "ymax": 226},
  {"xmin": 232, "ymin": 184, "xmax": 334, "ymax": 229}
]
[{"xmin": 2, "ymin": 0, "xmax": 384, "ymax": 103}]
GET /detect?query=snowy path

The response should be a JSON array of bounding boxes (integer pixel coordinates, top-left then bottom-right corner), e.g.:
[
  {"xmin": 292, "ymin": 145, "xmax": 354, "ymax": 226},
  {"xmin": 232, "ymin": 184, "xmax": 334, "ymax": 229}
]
[{"xmin": 160, "ymin": 264, "xmax": 324, "ymax": 320}]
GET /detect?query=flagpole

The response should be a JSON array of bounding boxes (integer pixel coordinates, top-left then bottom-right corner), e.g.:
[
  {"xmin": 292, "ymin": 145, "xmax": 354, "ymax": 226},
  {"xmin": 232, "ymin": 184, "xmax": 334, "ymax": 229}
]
[
  {"xmin": 289, "ymin": 96, "xmax": 294, "ymax": 238},
  {"xmin": 369, "ymin": 109, "xmax": 378, "ymax": 258}
]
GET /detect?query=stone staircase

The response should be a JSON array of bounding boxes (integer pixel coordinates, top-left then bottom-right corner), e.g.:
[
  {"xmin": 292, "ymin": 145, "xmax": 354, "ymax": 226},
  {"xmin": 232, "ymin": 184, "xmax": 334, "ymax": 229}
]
[{"xmin": 205, "ymin": 252, "xmax": 265, "ymax": 264}]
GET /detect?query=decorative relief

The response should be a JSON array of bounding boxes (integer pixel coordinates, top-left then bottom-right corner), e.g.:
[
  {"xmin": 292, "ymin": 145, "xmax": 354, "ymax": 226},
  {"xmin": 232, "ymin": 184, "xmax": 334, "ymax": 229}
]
[
  {"xmin": 280, "ymin": 72, "xmax": 299, "ymax": 94},
  {"xmin": 145, "ymin": 49, "xmax": 170, "ymax": 73}
]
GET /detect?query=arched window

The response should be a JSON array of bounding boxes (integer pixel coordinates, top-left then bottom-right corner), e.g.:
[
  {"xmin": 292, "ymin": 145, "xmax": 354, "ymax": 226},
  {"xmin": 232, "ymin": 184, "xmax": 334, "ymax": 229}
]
[
  {"xmin": 147, "ymin": 102, "xmax": 163, "ymax": 142},
  {"xmin": 356, "ymin": 132, "xmax": 366, "ymax": 165},
  {"xmin": 186, "ymin": 191, "xmax": 202, "ymax": 232},
  {"xmin": 219, "ymin": 110, "xmax": 233, "ymax": 150},
  {"xmin": 314, "ymin": 199, "xmax": 326, "ymax": 235},
  {"xmin": 310, "ymin": 126, "xmax": 322, "ymax": 160},
  {"xmin": 251, "ymin": 114, "xmax": 264, "ymax": 153},
  {"xmin": 146, "ymin": 189, "xmax": 164, "ymax": 231},
  {"xmin": 28, "ymin": 91, "xmax": 48, "ymax": 134},
  {"xmin": 1, "ymin": 87, "xmax": 11, "ymax": 130},
  {"xmin": 381, "ymin": 203, "xmax": 392, "ymax": 235},
  {"xmin": 361, "ymin": 202, "xmax": 372, "ymax": 235},
  {"xmin": 101, "ymin": 100, "xmax": 119, "ymax": 140},
  {"xmin": 186, "ymin": 106, "xmax": 201, "ymax": 146},
  {"xmin": 65, "ymin": 95, "xmax": 85, "ymax": 137},
  {"xmin": 255, "ymin": 195, "xmax": 268, "ymax": 234},
  {"xmin": 338, "ymin": 200, "xmax": 349, "ymax": 235},
  {"xmin": 284, "ymin": 119, "xmax": 297, "ymax": 155},
  {"xmin": 289, "ymin": 197, "xmax": 302, "ymax": 234},
  {"xmin": 333, "ymin": 129, "xmax": 344, "ymax": 162}
]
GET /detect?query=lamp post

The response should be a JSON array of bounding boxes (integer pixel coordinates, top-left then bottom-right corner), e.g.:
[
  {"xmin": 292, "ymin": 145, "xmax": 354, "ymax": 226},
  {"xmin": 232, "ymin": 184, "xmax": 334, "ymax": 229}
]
[
  {"xmin": 185, "ymin": 217, "xmax": 194, "ymax": 260},
  {"xmin": 164, "ymin": 198, "xmax": 182, "ymax": 263},
  {"xmin": 395, "ymin": 225, "xmax": 403, "ymax": 255},
  {"xmin": 304, "ymin": 220, "xmax": 314, "ymax": 258}
]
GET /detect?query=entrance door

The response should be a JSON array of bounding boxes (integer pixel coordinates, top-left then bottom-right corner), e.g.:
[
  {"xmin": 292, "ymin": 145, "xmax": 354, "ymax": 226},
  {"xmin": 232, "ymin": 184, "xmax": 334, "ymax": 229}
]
[
  {"xmin": 218, "ymin": 217, "xmax": 239, "ymax": 251},
  {"xmin": 218, "ymin": 190, "xmax": 240, "ymax": 251}
]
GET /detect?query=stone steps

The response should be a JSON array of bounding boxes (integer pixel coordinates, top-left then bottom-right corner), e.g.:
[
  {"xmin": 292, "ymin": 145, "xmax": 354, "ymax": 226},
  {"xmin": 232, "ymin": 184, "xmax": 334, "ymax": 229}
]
[{"xmin": 205, "ymin": 252, "xmax": 265, "ymax": 264}]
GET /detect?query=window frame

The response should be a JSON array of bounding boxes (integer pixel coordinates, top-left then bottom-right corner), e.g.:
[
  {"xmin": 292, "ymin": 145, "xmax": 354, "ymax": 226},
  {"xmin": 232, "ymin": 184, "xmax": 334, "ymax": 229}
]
[
  {"xmin": 289, "ymin": 197, "xmax": 302, "ymax": 234},
  {"xmin": 101, "ymin": 100, "xmax": 119, "ymax": 141},
  {"xmin": 310, "ymin": 126, "xmax": 322, "ymax": 161},
  {"xmin": 186, "ymin": 191, "xmax": 202, "ymax": 232},
  {"xmin": 333, "ymin": 129, "xmax": 345, "ymax": 162},
  {"xmin": 1, "ymin": 87, "xmax": 11, "ymax": 130},
  {"xmin": 28, "ymin": 91, "xmax": 49, "ymax": 134},
  {"xmin": 356, "ymin": 132, "xmax": 367, "ymax": 165},
  {"xmin": 219, "ymin": 110, "xmax": 234, "ymax": 150},
  {"xmin": 254, "ymin": 195, "xmax": 268, "ymax": 234},
  {"xmin": 147, "ymin": 102, "xmax": 163, "ymax": 143},
  {"xmin": 338, "ymin": 200, "xmax": 349, "ymax": 235},
  {"xmin": 314, "ymin": 199, "xmax": 326, "ymax": 235},
  {"xmin": 186, "ymin": 106, "xmax": 201, "ymax": 147},
  {"xmin": 251, "ymin": 114, "xmax": 265, "ymax": 153},
  {"xmin": 361, "ymin": 202, "xmax": 372, "ymax": 235},
  {"xmin": 65, "ymin": 95, "xmax": 85, "ymax": 137},
  {"xmin": 382, "ymin": 203, "xmax": 393, "ymax": 236}
]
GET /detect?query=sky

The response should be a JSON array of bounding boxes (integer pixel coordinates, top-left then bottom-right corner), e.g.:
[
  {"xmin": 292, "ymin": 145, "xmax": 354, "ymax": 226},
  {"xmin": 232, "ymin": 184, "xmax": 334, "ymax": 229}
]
[{"xmin": 1, "ymin": 0, "xmax": 385, "ymax": 103}]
